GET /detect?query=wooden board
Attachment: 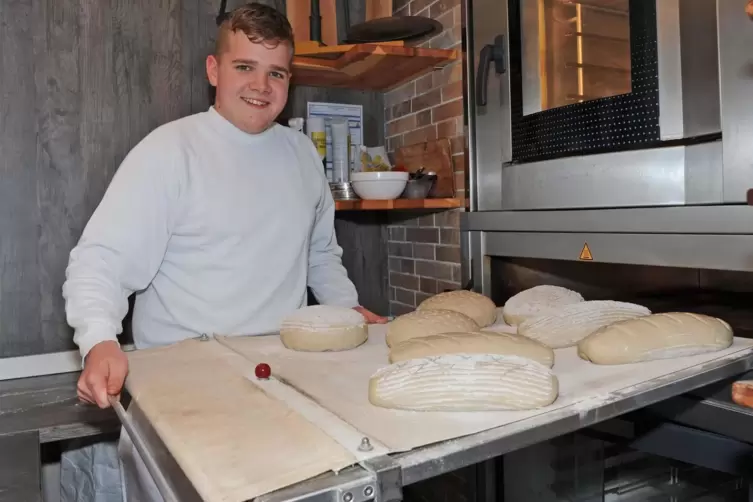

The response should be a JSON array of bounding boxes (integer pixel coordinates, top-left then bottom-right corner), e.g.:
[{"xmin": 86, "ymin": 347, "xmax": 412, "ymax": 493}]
[
  {"xmin": 125, "ymin": 326, "xmax": 753, "ymax": 500},
  {"xmin": 395, "ymin": 138, "xmax": 456, "ymax": 198},
  {"xmin": 125, "ymin": 339, "xmax": 356, "ymax": 502},
  {"xmin": 286, "ymin": 0, "xmax": 339, "ymax": 47},
  {"xmin": 292, "ymin": 43, "xmax": 457, "ymax": 91},
  {"xmin": 335, "ymin": 198, "xmax": 462, "ymax": 211},
  {"xmin": 366, "ymin": 0, "xmax": 393, "ymax": 20}
]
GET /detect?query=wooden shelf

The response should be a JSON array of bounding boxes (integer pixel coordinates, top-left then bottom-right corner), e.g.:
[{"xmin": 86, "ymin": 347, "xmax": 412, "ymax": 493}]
[
  {"xmin": 292, "ymin": 42, "xmax": 458, "ymax": 91},
  {"xmin": 335, "ymin": 198, "xmax": 463, "ymax": 211}
]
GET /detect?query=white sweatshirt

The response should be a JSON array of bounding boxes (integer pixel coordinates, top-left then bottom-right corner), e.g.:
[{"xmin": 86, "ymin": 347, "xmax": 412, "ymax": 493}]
[{"xmin": 63, "ymin": 106, "xmax": 360, "ymax": 359}]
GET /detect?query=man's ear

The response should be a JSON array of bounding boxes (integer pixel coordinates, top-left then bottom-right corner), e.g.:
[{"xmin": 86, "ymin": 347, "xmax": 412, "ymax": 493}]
[{"xmin": 206, "ymin": 54, "xmax": 219, "ymax": 87}]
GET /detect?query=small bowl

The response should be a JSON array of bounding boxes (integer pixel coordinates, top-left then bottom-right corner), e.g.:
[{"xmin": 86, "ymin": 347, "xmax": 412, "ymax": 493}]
[
  {"xmin": 350, "ymin": 171, "xmax": 409, "ymax": 200},
  {"xmin": 402, "ymin": 177, "xmax": 435, "ymax": 199}
]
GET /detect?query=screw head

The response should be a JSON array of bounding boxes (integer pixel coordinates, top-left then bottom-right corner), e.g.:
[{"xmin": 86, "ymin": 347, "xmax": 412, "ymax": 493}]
[
  {"xmin": 358, "ymin": 437, "xmax": 373, "ymax": 451},
  {"xmin": 343, "ymin": 492, "xmax": 353, "ymax": 502},
  {"xmin": 364, "ymin": 486, "xmax": 374, "ymax": 497}
]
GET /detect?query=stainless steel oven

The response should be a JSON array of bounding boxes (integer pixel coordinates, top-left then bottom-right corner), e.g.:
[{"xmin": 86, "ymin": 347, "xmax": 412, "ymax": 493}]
[
  {"xmin": 469, "ymin": 0, "xmax": 753, "ymax": 211},
  {"xmin": 461, "ymin": 3, "xmax": 753, "ymax": 500}
]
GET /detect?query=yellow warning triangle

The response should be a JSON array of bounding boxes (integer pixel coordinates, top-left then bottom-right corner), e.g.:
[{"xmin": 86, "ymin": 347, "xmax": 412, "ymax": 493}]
[{"xmin": 579, "ymin": 243, "xmax": 593, "ymax": 261}]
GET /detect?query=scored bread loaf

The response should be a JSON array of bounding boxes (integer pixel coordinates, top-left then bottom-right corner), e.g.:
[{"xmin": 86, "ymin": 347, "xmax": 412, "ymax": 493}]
[
  {"xmin": 502, "ymin": 285, "xmax": 584, "ymax": 325},
  {"xmin": 280, "ymin": 305, "xmax": 367, "ymax": 352},
  {"xmin": 577, "ymin": 312, "xmax": 734, "ymax": 365},
  {"xmin": 368, "ymin": 354, "xmax": 559, "ymax": 411},
  {"xmin": 517, "ymin": 300, "xmax": 650, "ymax": 348},
  {"xmin": 416, "ymin": 290, "xmax": 498, "ymax": 327},
  {"xmin": 388, "ymin": 331, "xmax": 554, "ymax": 367},
  {"xmin": 386, "ymin": 309, "xmax": 479, "ymax": 347}
]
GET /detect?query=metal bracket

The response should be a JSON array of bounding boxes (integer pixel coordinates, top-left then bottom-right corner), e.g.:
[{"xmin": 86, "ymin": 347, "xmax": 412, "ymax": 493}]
[{"xmin": 359, "ymin": 456, "xmax": 403, "ymax": 502}]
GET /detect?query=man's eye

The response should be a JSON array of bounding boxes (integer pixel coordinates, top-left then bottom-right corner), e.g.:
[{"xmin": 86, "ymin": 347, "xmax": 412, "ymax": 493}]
[
  {"xmin": 236, "ymin": 65, "xmax": 251, "ymax": 71},
  {"xmin": 270, "ymin": 71, "xmax": 284, "ymax": 79}
]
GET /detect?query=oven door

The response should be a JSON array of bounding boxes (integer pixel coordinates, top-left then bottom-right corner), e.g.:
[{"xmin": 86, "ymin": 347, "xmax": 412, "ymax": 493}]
[{"xmin": 468, "ymin": 0, "xmax": 753, "ymax": 211}]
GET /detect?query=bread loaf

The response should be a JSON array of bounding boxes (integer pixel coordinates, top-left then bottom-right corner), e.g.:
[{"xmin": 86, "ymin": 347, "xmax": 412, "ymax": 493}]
[
  {"xmin": 368, "ymin": 354, "xmax": 559, "ymax": 411},
  {"xmin": 388, "ymin": 331, "xmax": 554, "ymax": 367},
  {"xmin": 280, "ymin": 305, "xmax": 367, "ymax": 352},
  {"xmin": 577, "ymin": 312, "xmax": 734, "ymax": 365},
  {"xmin": 502, "ymin": 285, "xmax": 584, "ymax": 325},
  {"xmin": 416, "ymin": 290, "xmax": 498, "ymax": 327},
  {"xmin": 518, "ymin": 300, "xmax": 650, "ymax": 348},
  {"xmin": 386, "ymin": 309, "xmax": 479, "ymax": 347}
]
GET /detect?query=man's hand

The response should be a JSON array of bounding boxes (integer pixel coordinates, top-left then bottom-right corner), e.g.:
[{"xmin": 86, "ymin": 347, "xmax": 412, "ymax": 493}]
[
  {"xmin": 77, "ymin": 340, "xmax": 129, "ymax": 409},
  {"xmin": 353, "ymin": 306, "xmax": 388, "ymax": 324}
]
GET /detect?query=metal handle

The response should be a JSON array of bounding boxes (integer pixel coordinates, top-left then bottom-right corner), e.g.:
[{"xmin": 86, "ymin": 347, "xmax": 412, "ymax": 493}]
[
  {"xmin": 109, "ymin": 396, "xmax": 180, "ymax": 502},
  {"xmin": 475, "ymin": 35, "xmax": 506, "ymax": 107}
]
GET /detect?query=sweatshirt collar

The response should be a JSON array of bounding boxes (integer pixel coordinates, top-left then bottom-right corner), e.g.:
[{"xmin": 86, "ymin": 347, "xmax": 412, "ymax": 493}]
[{"xmin": 206, "ymin": 106, "xmax": 278, "ymax": 144}]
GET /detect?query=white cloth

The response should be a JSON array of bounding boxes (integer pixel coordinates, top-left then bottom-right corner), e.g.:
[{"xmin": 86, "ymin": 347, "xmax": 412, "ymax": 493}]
[{"xmin": 61, "ymin": 107, "xmax": 361, "ymax": 500}]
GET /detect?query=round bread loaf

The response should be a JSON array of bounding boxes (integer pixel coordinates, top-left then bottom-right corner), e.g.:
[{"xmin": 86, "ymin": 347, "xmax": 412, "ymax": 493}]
[
  {"xmin": 386, "ymin": 309, "xmax": 479, "ymax": 347},
  {"xmin": 502, "ymin": 285, "xmax": 584, "ymax": 325},
  {"xmin": 577, "ymin": 312, "xmax": 734, "ymax": 365},
  {"xmin": 280, "ymin": 305, "xmax": 367, "ymax": 352},
  {"xmin": 417, "ymin": 290, "xmax": 498, "ymax": 327},
  {"xmin": 388, "ymin": 330, "xmax": 555, "ymax": 367}
]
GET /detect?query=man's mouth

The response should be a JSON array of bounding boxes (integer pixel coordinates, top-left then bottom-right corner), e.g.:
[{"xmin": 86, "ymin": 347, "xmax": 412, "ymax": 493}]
[{"xmin": 241, "ymin": 97, "xmax": 269, "ymax": 108}]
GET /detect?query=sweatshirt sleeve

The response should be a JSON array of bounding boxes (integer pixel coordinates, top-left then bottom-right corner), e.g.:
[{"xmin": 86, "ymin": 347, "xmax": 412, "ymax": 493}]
[
  {"xmin": 62, "ymin": 130, "xmax": 183, "ymax": 360},
  {"xmin": 305, "ymin": 144, "xmax": 360, "ymax": 308}
]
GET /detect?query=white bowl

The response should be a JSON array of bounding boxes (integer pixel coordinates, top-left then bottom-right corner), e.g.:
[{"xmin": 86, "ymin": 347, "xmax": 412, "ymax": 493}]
[
  {"xmin": 350, "ymin": 171, "xmax": 409, "ymax": 200},
  {"xmin": 351, "ymin": 171, "xmax": 409, "ymax": 182}
]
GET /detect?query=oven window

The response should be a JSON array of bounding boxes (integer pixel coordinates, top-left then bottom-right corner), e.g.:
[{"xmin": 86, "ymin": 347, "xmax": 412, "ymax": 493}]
[
  {"xmin": 521, "ymin": 0, "xmax": 632, "ymax": 115},
  {"xmin": 507, "ymin": 0, "xmax": 661, "ymax": 163}
]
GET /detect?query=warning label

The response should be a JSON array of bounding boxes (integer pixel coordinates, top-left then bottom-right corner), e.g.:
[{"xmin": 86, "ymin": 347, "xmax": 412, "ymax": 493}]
[{"xmin": 579, "ymin": 243, "xmax": 593, "ymax": 261}]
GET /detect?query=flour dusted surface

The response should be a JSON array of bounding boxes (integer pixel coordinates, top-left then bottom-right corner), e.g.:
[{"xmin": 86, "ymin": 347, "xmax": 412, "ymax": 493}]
[
  {"xmin": 417, "ymin": 290, "xmax": 498, "ymax": 327},
  {"xmin": 518, "ymin": 300, "xmax": 650, "ymax": 349},
  {"xmin": 368, "ymin": 353, "xmax": 559, "ymax": 411},
  {"xmin": 386, "ymin": 309, "xmax": 480, "ymax": 347},
  {"xmin": 388, "ymin": 331, "xmax": 555, "ymax": 367},
  {"xmin": 281, "ymin": 305, "xmax": 366, "ymax": 329},
  {"xmin": 502, "ymin": 285, "xmax": 584, "ymax": 325},
  {"xmin": 280, "ymin": 305, "xmax": 367, "ymax": 352},
  {"xmin": 577, "ymin": 312, "xmax": 734, "ymax": 365}
]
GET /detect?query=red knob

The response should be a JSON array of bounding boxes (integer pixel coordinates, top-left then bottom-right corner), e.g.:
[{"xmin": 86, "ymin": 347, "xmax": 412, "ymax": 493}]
[{"xmin": 255, "ymin": 363, "xmax": 271, "ymax": 379}]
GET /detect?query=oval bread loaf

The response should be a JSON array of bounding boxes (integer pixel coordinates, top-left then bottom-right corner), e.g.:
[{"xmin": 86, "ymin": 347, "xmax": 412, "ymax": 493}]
[
  {"xmin": 368, "ymin": 354, "xmax": 559, "ymax": 411},
  {"xmin": 577, "ymin": 312, "xmax": 734, "ymax": 365},
  {"xmin": 502, "ymin": 285, "xmax": 584, "ymax": 325},
  {"xmin": 280, "ymin": 305, "xmax": 367, "ymax": 352},
  {"xmin": 518, "ymin": 300, "xmax": 650, "ymax": 348},
  {"xmin": 388, "ymin": 331, "xmax": 555, "ymax": 367},
  {"xmin": 416, "ymin": 290, "xmax": 498, "ymax": 327},
  {"xmin": 386, "ymin": 309, "xmax": 479, "ymax": 347}
]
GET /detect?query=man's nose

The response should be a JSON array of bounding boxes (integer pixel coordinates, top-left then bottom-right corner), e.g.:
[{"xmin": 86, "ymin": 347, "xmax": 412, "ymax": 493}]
[{"xmin": 250, "ymin": 72, "xmax": 271, "ymax": 94}]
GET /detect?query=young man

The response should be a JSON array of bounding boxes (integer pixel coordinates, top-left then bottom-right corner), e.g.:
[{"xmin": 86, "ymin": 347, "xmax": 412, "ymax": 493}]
[{"xmin": 62, "ymin": 3, "xmax": 385, "ymax": 500}]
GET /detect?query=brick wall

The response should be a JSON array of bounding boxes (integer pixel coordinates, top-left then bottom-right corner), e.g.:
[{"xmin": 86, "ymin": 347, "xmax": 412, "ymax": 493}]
[{"xmin": 385, "ymin": 0, "xmax": 467, "ymax": 317}]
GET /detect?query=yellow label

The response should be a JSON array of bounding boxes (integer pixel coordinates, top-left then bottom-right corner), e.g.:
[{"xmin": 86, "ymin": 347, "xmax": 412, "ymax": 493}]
[
  {"xmin": 311, "ymin": 131, "xmax": 326, "ymax": 159},
  {"xmin": 579, "ymin": 243, "xmax": 593, "ymax": 261}
]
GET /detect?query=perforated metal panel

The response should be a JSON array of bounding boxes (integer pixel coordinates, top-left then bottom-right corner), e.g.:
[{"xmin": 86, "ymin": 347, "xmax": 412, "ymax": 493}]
[{"xmin": 507, "ymin": 0, "xmax": 661, "ymax": 163}]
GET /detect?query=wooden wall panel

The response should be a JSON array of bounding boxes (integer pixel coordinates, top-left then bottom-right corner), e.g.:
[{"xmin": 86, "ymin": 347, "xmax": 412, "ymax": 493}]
[
  {"xmin": 1, "ymin": 0, "xmax": 390, "ymax": 358},
  {"xmin": 1, "ymin": 0, "xmax": 214, "ymax": 357}
]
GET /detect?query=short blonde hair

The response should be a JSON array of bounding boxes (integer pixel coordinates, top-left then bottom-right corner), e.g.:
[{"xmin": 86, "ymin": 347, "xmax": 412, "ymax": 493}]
[{"xmin": 215, "ymin": 3, "xmax": 295, "ymax": 57}]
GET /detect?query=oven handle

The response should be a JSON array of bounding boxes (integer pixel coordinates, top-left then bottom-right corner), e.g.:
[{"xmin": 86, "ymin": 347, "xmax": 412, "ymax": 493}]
[{"xmin": 475, "ymin": 34, "xmax": 506, "ymax": 107}]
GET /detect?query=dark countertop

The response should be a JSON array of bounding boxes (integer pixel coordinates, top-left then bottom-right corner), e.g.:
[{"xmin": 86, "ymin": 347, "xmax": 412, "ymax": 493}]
[{"xmin": 0, "ymin": 371, "xmax": 119, "ymax": 442}]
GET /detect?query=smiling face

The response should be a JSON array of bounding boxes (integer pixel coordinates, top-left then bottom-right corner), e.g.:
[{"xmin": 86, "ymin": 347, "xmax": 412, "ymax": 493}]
[{"xmin": 206, "ymin": 31, "xmax": 292, "ymax": 134}]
